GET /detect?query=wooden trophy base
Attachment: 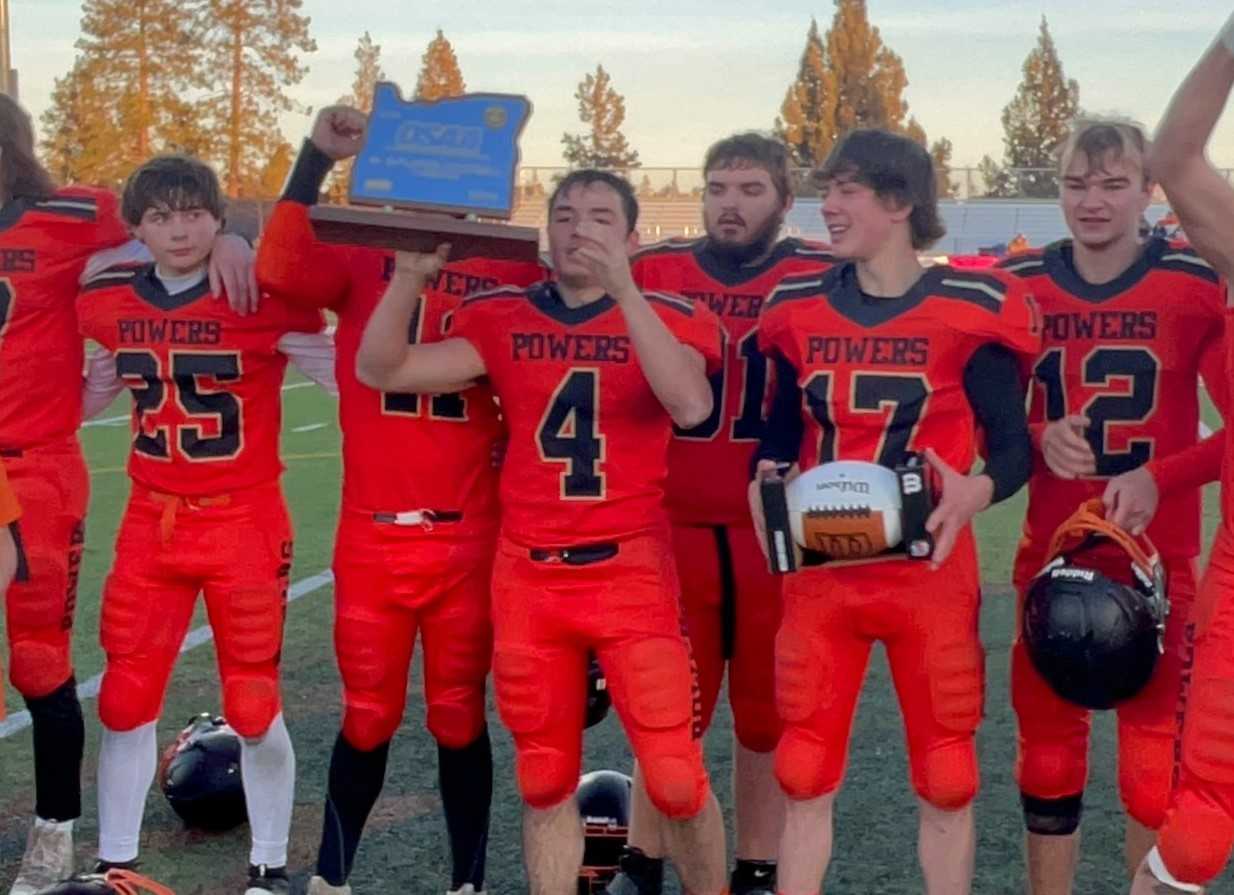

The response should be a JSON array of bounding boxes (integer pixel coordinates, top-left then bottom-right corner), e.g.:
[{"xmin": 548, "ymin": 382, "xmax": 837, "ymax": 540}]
[{"xmin": 309, "ymin": 205, "xmax": 541, "ymax": 263}]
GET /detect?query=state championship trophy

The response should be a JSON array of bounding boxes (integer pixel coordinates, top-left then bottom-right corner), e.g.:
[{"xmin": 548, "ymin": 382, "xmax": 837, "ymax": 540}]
[{"xmin": 310, "ymin": 82, "xmax": 540, "ymax": 261}]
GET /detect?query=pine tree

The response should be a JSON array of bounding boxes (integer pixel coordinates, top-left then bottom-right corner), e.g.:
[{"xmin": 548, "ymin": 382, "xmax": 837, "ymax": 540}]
[
  {"xmin": 414, "ymin": 29, "xmax": 465, "ymax": 102},
  {"xmin": 1000, "ymin": 17, "xmax": 1080, "ymax": 198},
  {"xmin": 257, "ymin": 139, "xmax": 294, "ymax": 197},
  {"xmin": 930, "ymin": 138, "xmax": 955, "ymax": 198},
  {"xmin": 561, "ymin": 64, "xmax": 640, "ymax": 169},
  {"xmin": 328, "ymin": 31, "xmax": 386, "ymax": 203},
  {"xmin": 40, "ymin": 0, "xmax": 210, "ymax": 186},
  {"xmin": 199, "ymin": 0, "xmax": 316, "ymax": 197},
  {"xmin": 40, "ymin": 55, "xmax": 124, "ymax": 186},
  {"xmin": 977, "ymin": 154, "xmax": 1015, "ymax": 198},
  {"xmin": 774, "ymin": 19, "xmax": 836, "ymax": 167},
  {"xmin": 776, "ymin": 3, "xmax": 928, "ymax": 167}
]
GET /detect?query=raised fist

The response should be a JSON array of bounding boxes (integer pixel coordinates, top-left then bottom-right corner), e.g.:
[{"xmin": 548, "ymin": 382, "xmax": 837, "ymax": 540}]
[{"xmin": 310, "ymin": 105, "xmax": 368, "ymax": 161}]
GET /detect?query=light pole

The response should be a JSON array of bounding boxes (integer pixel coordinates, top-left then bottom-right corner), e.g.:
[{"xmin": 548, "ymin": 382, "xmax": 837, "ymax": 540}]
[{"xmin": 0, "ymin": 0, "xmax": 16, "ymax": 100}]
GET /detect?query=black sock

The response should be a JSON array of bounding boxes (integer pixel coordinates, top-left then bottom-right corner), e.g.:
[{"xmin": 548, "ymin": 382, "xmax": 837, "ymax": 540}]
[
  {"xmin": 25, "ymin": 676, "xmax": 84, "ymax": 822},
  {"xmin": 439, "ymin": 726, "xmax": 493, "ymax": 890},
  {"xmin": 731, "ymin": 858, "xmax": 777, "ymax": 894},
  {"xmin": 609, "ymin": 847, "xmax": 664, "ymax": 895},
  {"xmin": 315, "ymin": 733, "xmax": 390, "ymax": 886}
]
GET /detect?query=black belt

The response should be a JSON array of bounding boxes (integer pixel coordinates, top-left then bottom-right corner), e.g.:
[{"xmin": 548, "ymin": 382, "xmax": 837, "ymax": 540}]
[
  {"xmin": 529, "ymin": 542, "xmax": 619, "ymax": 565},
  {"xmin": 0, "ymin": 449, "xmax": 22, "ymax": 458},
  {"xmin": 372, "ymin": 509, "xmax": 463, "ymax": 526}
]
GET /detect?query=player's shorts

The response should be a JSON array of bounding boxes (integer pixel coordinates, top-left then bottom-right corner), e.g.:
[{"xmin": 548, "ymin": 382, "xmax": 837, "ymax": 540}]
[
  {"xmin": 332, "ymin": 504, "xmax": 495, "ymax": 751},
  {"xmin": 97, "ymin": 480, "xmax": 292, "ymax": 738},
  {"xmin": 490, "ymin": 530, "xmax": 711, "ymax": 820},
  {"xmin": 1011, "ymin": 540, "xmax": 1197, "ymax": 831},
  {"xmin": 3, "ymin": 438, "xmax": 87, "ymax": 701},
  {"xmin": 671, "ymin": 522, "xmax": 782, "ymax": 752},
  {"xmin": 774, "ymin": 528, "xmax": 984, "ymax": 810},
  {"xmin": 1154, "ymin": 526, "xmax": 1234, "ymax": 885}
]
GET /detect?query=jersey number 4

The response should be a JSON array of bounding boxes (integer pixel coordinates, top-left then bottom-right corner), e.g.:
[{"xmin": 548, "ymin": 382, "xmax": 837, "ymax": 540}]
[
  {"xmin": 115, "ymin": 350, "xmax": 242, "ymax": 461},
  {"xmin": 1033, "ymin": 347, "xmax": 1159, "ymax": 476},
  {"xmin": 539, "ymin": 369, "xmax": 604, "ymax": 499}
]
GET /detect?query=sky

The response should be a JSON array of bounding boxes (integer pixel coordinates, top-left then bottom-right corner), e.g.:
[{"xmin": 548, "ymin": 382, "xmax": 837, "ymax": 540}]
[{"xmin": 9, "ymin": 0, "xmax": 1234, "ymax": 173}]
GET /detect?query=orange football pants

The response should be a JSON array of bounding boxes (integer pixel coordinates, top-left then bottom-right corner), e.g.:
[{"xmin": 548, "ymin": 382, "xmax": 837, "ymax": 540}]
[
  {"xmin": 774, "ymin": 528, "xmax": 984, "ymax": 809},
  {"xmin": 491, "ymin": 531, "xmax": 711, "ymax": 819},
  {"xmin": 97, "ymin": 481, "xmax": 291, "ymax": 738},
  {"xmin": 1011, "ymin": 541, "xmax": 1196, "ymax": 831},
  {"xmin": 3, "ymin": 438, "xmax": 87, "ymax": 705},
  {"xmin": 1155, "ymin": 526, "xmax": 1234, "ymax": 884},
  {"xmin": 331, "ymin": 505, "xmax": 494, "ymax": 752},
  {"xmin": 671, "ymin": 522, "xmax": 782, "ymax": 752}
]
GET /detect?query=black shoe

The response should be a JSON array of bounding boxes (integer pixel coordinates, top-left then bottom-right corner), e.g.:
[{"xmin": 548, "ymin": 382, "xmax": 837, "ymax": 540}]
[
  {"xmin": 244, "ymin": 864, "xmax": 290, "ymax": 894},
  {"xmin": 605, "ymin": 847, "xmax": 664, "ymax": 895}
]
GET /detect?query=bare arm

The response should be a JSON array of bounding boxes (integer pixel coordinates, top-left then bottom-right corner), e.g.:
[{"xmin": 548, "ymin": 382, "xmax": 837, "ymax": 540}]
[
  {"xmin": 613, "ymin": 284, "xmax": 713, "ymax": 428},
  {"xmin": 1152, "ymin": 21, "xmax": 1234, "ymax": 282},
  {"xmin": 355, "ymin": 251, "xmax": 486, "ymax": 393}
]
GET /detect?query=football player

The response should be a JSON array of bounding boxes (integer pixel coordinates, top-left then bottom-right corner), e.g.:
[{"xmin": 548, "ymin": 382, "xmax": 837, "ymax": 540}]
[
  {"xmin": 997, "ymin": 119, "xmax": 1227, "ymax": 895},
  {"xmin": 751, "ymin": 129, "xmax": 1039, "ymax": 895},
  {"xmin": 77, "ymin": 155, "xmax": 331, "ymax": 895},
  {"xmin": 620, "ymin": 133, "xmax": 834, "ymax": 895},
  {"xmin": 0, "ymin": 95, "xmax": 255, "ymax": 895},
  {"xmin": 356, "ymin": 171, "xmax": 730, "ymax": 894},
  {"xmin": 255, "ymin": 106, "xmax": 544, "ymax": 895},
  {"xmin": 1128, "ymin": 14, "xmax": 1234, "ymax": 894}
]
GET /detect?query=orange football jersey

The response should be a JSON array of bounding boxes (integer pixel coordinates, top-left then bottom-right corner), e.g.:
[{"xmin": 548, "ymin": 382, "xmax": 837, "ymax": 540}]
[
  {"xmin": 449, "ymin": 283, "xmax": 724, "ymax": 546},
  {"xmin": 0, "ymin": 187, "xmax": 129, "ymax": 450},
  {"xmin": 632, "ymin": 237, "xmax": 835, "ymax": 526},
  {"xmin": 77, "ymin": 264, "xmax": 323, "ymax": 497},
  {"xmin": 759, "ymin": 263, "xmax": 1041, "ymax": 475},
  {"xmin": 999, "ymin": 239, "xmax": 1227, "ymax": 560},
  {"xmin": 255, "ymin": 201, "xmax": 544, "ymax": 532}
]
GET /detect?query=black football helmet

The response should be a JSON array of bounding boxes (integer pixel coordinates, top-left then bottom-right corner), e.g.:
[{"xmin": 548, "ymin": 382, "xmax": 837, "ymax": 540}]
[
  {"xmin": 576, "ymin": 769, "xmax": 632, "ymax": 895},
  {"xmin": 1023, "ymin": 499, "xmax": 1168, "ymax": 710},
  {"xmin": 157, "ymin": 713, "xmax": 247, "ymax": 831},
  {"xmin": 35, "ymin": 869, "xmax": 174, "ymax": 894},
  {"xmin": 585, "ymin": 651, "xmax": 611, "ymax": 729}
]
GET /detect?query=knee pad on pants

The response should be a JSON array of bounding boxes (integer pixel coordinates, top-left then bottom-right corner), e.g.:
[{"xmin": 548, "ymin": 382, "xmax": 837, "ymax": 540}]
[
  {"xmin": 730, "ymin": 693, "xmax": 782, "ymax": 755},
  {"xmin": 9, "ymin": 638, "xmax": 71, "ymax": 700},
  {"xmin": 1158, "ymin": 789, "xmax": 1234, "ymax": 887},
  {"xmin": 424, "ymin": 628, "xmax": 490, "ymax": 750},
  {"xmin": 494, "ymin": 646, "xmax": 578, "ymax": 809},
  {"xmin": 911, "ymin": 737, "xmax": 978, "ymax": 810},
  {"xmin": 1119, "ymin": 732, "xmax": 1174, "ymax": 830},
  {"xmin": 1017, "ymin": 739, "xmax": 1088, "ymax": 805},
  {"xmin": 605, "ymin": 637, "xmax": 707, "ymax": 819},
  {"xmin": 222, "ymin": 673, "xmax": 280, "ymax": 739},
  {"xmin": 98, "ymin": 661, "xmax": 163, "ymax": 731},
  {"xmin": 336, "ymin": 617, "xmax": 406, "ymax": 752},
  {"xmin": 775, "ymin": 728, "xmax": 841, "ymax": 801}
]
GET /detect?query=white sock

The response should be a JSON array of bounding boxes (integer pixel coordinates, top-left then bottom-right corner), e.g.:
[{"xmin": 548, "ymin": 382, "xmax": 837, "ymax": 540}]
[
  {"xmin": 240, "ymin": 712, "xmax": 295, "ymax": 868},
  {"xmin": 97, "ymin": 721, "xmax": 158, "ymax": 863}
]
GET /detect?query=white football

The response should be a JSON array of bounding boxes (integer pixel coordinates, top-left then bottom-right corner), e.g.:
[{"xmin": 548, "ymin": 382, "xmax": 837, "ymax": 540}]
[{"xmin": 786, "ymin": 461, "xmax": 904, "ymax": 559}]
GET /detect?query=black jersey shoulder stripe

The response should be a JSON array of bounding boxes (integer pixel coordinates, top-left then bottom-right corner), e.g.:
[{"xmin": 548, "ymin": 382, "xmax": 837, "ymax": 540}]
[
  {"xmin": 32, "ymin": 196, "xmax": 99, "ymax": 221},
  {"xmin": 1157, "ymin": 247, "xmax": 1220, "ymax": 284},
  {"xmin": 80, "ymin": 263, "xmax": 144, "ymax": 293},
  {"xmin": 763, "ymin": 270, "xmax": 832, "ymax": 311},
  {"xmin": 645, "ymin": 291, "xmax": 695, "ymax": 316},
  {"xmin": 934, "ymin": 271, "xmax": 1009, "ymax": 314},
  {"xmin": 631, "ymin": 237, "xmax": 702, "ymax": 262},
  {"xmin": 459, "ymin": 284, "xmax": 530, "ymax": 307}
]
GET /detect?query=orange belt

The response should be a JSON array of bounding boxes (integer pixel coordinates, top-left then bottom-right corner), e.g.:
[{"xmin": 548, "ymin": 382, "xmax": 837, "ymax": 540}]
[{"xmin": 148, "ymin": 490, "xmax": 232, "ymax": 544}]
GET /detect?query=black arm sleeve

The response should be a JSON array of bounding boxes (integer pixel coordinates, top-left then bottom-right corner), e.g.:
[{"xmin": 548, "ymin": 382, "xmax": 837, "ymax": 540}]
[
  {"xmin": 753, "ymin": 353, "xmax": 804, "ymax": 475},
  {"xmin": 963, "ymin": 343, "xmax": 1032, "ymax": 503},
  {"xmin": 281, "ymin": 139, "xmax": 335, "ymax": 206}
]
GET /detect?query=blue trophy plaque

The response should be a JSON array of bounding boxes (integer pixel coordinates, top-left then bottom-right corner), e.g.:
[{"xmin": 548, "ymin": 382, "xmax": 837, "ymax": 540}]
[{"xmin": 310, "ymin": 83, "xmax": 540, "ymax": 262}]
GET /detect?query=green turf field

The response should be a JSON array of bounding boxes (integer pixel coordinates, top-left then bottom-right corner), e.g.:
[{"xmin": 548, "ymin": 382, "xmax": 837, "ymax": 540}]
[{"xmin": 1, "ymin": 376, "xmax": 1230, "ymax": 894}]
